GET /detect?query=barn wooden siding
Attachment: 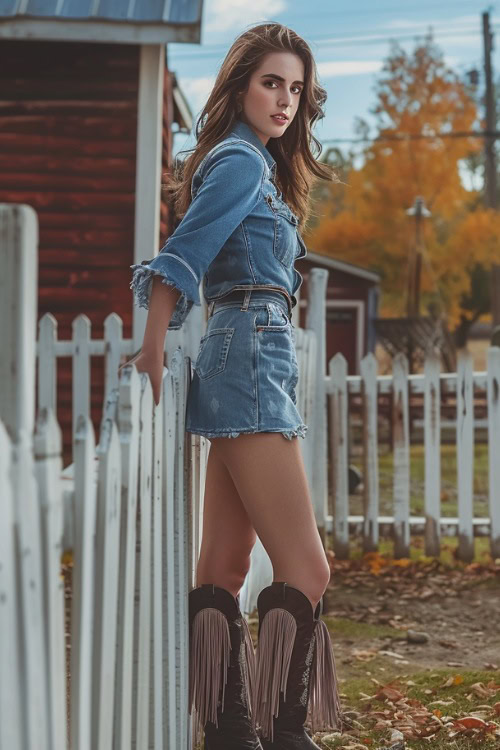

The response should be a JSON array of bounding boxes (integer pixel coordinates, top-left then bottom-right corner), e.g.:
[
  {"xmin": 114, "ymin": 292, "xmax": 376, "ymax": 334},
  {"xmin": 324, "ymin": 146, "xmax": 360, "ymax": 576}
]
[{"xmin": 0, "ymin": 39, "xmax": 175, "ymax": 464}]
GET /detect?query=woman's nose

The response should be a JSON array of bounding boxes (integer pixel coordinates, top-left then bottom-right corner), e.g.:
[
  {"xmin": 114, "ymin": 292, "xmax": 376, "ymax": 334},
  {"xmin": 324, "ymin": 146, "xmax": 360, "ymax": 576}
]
[{"xmin": 278, "ymin": 92, "xmax": 293, "ymax": 108}]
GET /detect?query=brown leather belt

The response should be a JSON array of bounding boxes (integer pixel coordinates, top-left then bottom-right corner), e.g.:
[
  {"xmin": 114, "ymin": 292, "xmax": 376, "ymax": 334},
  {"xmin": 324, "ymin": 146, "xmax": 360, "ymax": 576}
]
[{"xmin": 207, "ymin": 285, "xmax": 293, "ymax": 319}]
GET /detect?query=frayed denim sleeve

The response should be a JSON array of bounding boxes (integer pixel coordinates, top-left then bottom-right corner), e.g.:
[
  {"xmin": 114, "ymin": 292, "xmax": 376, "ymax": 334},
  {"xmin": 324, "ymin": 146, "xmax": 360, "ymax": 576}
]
[
  {"xmin": 129, "ymin": 142, "xmax": 265, "ymax": 330},
  {"xmin": 128, "ymin": 260, "xmax": 194, "ymax": 330}
]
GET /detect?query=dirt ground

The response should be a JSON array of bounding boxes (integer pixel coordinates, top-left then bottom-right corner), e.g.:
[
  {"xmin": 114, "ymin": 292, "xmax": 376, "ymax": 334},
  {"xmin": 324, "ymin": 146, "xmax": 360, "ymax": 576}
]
[{"xmin": 322, "ymin": 545, "xmax": 500, "ymax": 680}]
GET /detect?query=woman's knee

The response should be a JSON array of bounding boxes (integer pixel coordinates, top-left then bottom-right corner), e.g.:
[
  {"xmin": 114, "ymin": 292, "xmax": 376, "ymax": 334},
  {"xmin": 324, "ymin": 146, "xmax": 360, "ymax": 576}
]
[
  {"xmin": 283, "ymin": 556, "xmax": 331, "ymax": 607},
  {"xmin": 310, "ymin": 557, "xmax": 332, "ymax": 601},
  {"xmin": 196, "ymin": 547, "xmax": 253, "ymax": 594}
]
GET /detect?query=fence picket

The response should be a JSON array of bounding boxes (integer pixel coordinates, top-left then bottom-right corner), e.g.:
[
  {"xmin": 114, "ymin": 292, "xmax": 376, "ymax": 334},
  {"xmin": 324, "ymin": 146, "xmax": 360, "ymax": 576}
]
[
  {"xmin": 330, "ymin": 353, "xmax": 349, "ymax": 559},
  {"xmin": 134, "ymin": 376, "xmax": 154, "ymax": 749},
  {"xmin": 172, "ymin": 349, "xmax": 189, "ymax": 750},
  {"xmin": 361, "ymin": 353, "xmax": 379, "ymax": 552},
  {"xmin": 0, "ymin": 423, "xmax": 23, "ymax": 750},
  {"xmin": 163, "ymin": 361, "xmax": 179, "ymax": 750},
  {"xmin": 424, "ymin": 351, "xmax": 441, "ymax": 556},
  {"xmin": 392, "ymin": 353, "xmax": 410, "ymax": 558},
  {"xmin": 456, "ymin": 351, "xmax": 474, "ymax": 562},
  {"xmin": 93, "ymin": 391, "xmax": 122, "ymax": 750},
  {"xmin": 103, "ymin": 313, "xmax": 124, "ymax": 412},
  {"xmin": 34, "ymin": 408, "xmax": 67, "ymax": 750},
  {"xmin": 73, "ymin": 316, "xmax": 92, "ymax": 441},
  {"xmin": 487, "ymin": 347, "xmax": 500, "ymax": 558},
  {"xmin": 71, "ymin": 415, "xmax": 98, "ymax": 750},
  {"xmin": 13, "ymin": 435, "xmax": 51, "ymax": 750},
  {"xmin": 38, "ymin": 314, "xmax": 58, "ymax": 413},
  {"xmin": 114, "ymin": 367, "xmax": 141, "ymax": 749},
  {"xmin": 152, "ymin": 384, "xmax": 164, "ymax": 749}
]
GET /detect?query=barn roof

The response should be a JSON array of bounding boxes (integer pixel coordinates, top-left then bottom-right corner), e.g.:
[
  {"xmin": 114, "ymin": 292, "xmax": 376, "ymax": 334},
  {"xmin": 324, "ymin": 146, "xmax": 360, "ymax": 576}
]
[
  {"xmin": 306, "ymin": 250, "xmax": 381, "ymax": 284},
  {"xmin": 0, "ymin": 0, "xmax": 203, "ymax": 44}
]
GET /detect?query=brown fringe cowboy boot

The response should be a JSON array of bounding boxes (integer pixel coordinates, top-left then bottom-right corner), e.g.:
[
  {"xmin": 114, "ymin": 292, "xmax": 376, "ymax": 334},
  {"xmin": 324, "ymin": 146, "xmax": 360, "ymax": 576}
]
[
  {"xmin": 188, "ymin": 583, "xmax": 264, "ymax": 750},
  {"xmin": 254, "ymin": 582, "xmax": 344, "ymax": 748}
]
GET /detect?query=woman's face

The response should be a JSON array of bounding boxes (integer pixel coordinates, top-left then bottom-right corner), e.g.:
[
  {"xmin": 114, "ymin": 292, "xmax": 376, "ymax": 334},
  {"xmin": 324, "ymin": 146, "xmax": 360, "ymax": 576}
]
[{"xmin": 238, "ymin": 51, "xmax": 305, "ymax": 146}]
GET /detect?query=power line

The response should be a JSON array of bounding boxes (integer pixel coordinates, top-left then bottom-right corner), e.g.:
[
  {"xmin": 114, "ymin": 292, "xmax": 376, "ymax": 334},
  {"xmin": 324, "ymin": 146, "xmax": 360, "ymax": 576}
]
[
  {"xmin": 169, "ymin": 24, "xmax": 494, "ymax": 59},
  {"xmin": 289, "ymin": 0, "xmax": 488, "ymax": 20},
  {"xmin": 320, "ymin": 130, "xmax": 493, "ymax": 144}
]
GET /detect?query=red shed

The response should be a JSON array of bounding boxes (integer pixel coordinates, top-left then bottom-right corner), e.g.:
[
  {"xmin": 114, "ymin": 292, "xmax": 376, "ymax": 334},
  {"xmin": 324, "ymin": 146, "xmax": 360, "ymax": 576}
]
[
  {"xmin": 0, "ymin": 2, "xmax": 200, "ymax": 461},
  {"xmin": 296, "ymin": 250, "xmax": 381, "ymax": 375}
]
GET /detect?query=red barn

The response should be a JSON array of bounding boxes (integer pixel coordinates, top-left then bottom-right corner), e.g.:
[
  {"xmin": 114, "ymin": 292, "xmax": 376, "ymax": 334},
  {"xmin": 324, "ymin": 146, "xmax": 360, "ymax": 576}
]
[{"xmin": 0, "ymin": 1, "xmax": 200, "ymax": 462}]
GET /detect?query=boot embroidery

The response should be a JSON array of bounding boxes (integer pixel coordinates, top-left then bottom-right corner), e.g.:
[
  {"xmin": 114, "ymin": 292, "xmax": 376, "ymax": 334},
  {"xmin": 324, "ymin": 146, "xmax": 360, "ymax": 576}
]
[
  {"xmin": 299, "ymin": 632, "xmax": 316, "ymax": 706},
  {"xmin": 238, "ymin": 627, "xmax": 248, "ymax": 710}
]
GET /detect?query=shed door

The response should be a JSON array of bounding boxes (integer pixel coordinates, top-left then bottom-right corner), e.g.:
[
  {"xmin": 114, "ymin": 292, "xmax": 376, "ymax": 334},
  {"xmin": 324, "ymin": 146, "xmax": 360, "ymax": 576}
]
[{"xmin": 326, "ymin": 306, "xmax": 360, "ymax": 375}]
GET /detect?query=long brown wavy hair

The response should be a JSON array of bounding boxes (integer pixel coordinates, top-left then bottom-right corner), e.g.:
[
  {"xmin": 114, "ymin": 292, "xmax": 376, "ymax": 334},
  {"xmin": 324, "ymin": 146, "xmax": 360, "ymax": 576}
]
[{"xmin": 165, "ymin": 22, "xmax": 337, "ymax": 227}]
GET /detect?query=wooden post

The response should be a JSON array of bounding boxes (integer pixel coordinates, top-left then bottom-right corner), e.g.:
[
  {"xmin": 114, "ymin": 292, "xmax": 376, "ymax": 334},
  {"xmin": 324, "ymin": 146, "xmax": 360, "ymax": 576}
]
[
  {"xmin": 330, "ymin": 353, "xmax": 349, "ymax": 559},
  {"xmin": 392, "ymin": 353, "xmax": 410, "ymax": 558},
  {"xmin": 487, "ymin": 347, "xmax": 500, "ymax": 557},
  {"xmin": 456, "ymin": 351, "xmax": 474, "ymax": 562},
  {"xmin": 360, "ymin": 353, "xmax": 379, "ymax": 552},
  {"xmin": 305, "ymin": 269, "xmax": 330, "ymax": 546},
  {"xmin": 424, "ymin": 350, "xmax": 441, "ymax": 556},
  {"xmin": 0, "ymin": 204, "xmax": 38, "ymax": 441},
  {"xmin": 132, "ymin": 45, "xmax": 165, "ymax": 352}
]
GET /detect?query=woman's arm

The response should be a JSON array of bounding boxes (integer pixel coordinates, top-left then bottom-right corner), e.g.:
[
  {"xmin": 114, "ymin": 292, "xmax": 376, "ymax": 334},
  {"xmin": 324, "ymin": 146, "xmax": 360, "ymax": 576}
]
[
  {"xmin": 129, "ymin": 143, "xmax": 267, "ymax": 323},
  {"xmin": 141, "ymin": 276, "xmax": 182, "ymax": 358},
  {"xmin": 118, "ymin": 278, "xmax": 181, "ymax": 405}
]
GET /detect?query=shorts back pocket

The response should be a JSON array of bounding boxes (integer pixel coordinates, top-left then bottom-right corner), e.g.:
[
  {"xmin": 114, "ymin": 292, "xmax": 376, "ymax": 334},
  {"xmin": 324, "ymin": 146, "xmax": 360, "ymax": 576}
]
[
  {"xmin": 254, "ymin": 303, "xmax": 290, "ymax": 332},
  {"xmin": 194, "ymin": 327, "xmax": 235, "ymax": 380}
]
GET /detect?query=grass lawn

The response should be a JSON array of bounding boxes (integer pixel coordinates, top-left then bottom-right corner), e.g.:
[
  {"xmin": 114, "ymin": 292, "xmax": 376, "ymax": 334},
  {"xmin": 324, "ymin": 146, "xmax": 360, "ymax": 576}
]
[{"xmin": 347, "ymin": 443, "xmax": 490, "ymax": 519}]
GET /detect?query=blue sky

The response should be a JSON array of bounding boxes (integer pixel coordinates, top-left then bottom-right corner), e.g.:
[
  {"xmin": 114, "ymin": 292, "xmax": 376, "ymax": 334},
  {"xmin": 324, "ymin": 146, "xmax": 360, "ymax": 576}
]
[{"xmin": 167, "ymin": 0, "xmax": 495, "ymax": 162}]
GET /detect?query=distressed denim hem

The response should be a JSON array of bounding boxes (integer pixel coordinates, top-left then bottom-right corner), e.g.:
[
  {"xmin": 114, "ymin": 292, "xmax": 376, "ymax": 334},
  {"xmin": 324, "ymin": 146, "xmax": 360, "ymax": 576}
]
[
  {"xmin": 185, "ymin": 424, "xmax": 308, "ymax": 440},
  {"xmin": 129, "ymin": 265, "xmax": 201, "ymax": 311}
]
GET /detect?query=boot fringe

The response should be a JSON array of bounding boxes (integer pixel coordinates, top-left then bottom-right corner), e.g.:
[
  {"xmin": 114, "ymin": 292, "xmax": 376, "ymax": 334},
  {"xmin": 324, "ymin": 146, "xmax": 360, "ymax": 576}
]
[
  {"xmin": 189, "ymin": 607, "xmax": 231, "ymax": 748},
  {"xmin": 254, "ymin": 608, "xmax": 297, "ymax": 743},
  {"xmin": 241, "ymin": 615, "xmax": 257, "ymax": 727},
  {"xmin": 306, "ymin": 619, "xmax": 344, "ymax": 734}
]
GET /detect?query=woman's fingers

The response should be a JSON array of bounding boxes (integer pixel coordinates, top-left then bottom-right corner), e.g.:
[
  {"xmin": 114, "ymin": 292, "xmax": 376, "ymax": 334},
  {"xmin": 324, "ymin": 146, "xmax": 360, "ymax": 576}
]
[{"xmin": 117, "ymin": 352, "xmax": 163, "ymax": 406}]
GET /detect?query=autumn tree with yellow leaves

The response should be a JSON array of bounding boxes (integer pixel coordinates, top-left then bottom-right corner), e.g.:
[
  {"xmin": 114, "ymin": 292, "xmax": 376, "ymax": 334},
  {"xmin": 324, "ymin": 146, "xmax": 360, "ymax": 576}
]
[{"xmin": 305, "ymin": 35, "xmax": 500, "ymax": 332}]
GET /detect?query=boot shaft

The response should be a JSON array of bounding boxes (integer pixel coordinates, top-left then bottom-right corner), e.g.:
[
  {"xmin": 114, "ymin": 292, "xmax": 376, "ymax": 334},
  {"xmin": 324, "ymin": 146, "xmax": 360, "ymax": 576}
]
[
  {"xmin": 188, "ymin": 584, "xmax": 262, "ymax": 750},
  {"xmin": 255, "ymin": 582, "xmax": 343, "ymax": 745}
]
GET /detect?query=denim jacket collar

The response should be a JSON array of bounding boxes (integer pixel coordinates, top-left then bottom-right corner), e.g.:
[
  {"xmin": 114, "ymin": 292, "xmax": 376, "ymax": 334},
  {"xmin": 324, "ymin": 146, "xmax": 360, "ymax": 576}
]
[{"xmin": 229, "ymin": 119, "xmax": 277, "ymax": 175}]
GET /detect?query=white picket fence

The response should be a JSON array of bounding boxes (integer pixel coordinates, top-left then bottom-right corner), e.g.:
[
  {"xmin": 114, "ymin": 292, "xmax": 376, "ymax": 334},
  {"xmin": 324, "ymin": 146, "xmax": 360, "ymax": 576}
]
[
  {"xmin": 326, "ymin": 348, "xmax": 500, "ymax": 561},
  {"xmin": 0, "ymin": 203, "xmax": 321, "ymax": 750},
  {"xmin": 0, "ymin": 204, "xmax": 208, "ymax": 750},
  {"xmin": 2, "ymin": 201, "xmax": 499, "ymax": 750}
]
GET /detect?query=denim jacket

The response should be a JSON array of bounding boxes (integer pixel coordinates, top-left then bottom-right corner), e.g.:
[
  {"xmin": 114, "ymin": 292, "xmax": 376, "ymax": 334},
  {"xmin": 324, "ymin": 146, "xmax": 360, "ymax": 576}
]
[{"xmin": 130, "ymin": 119, "xmax": 307, "ymax": 330}]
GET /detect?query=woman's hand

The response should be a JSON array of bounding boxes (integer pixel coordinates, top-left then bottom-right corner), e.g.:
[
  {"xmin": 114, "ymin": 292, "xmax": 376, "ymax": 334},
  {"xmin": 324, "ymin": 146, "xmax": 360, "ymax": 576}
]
[{"xmin": 118, "ymin": 349, "xmax": 165, "ymax": 406}]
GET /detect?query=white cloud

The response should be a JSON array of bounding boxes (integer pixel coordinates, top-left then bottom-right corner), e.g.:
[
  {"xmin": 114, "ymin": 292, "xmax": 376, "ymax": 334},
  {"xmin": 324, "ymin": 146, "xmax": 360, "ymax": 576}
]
[
  {"xmin": 317, "ymin": 60, "xmax": 384, "ymax": 78},
  {"xmin": 385, "ymin": 14, "xmax": 477, "ymax": 30},
  {"xmin": 204, "ymin": 0, "xmax": 286, "ymax": 33},
  {"xmin": 178, "ymin": 76, "xmax": 216, "ymax": 115}
]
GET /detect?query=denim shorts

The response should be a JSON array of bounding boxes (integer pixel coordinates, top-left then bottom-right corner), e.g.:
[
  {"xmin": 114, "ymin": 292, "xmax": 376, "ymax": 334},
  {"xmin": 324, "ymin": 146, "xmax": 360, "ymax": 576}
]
[{"xmin": 185, "ymin": 289, "xmax": 308, "ymax": 440}]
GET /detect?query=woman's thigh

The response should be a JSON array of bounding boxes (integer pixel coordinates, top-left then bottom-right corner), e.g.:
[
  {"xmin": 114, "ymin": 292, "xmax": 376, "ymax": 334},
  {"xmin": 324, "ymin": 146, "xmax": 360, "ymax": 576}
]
[
  {"xmin": 209, "ymin": 433, "xmax": 330, "ymax": 604},
  {"xmin": 197, "ymin": 441, "xmax": 257, "ymax": 575}
]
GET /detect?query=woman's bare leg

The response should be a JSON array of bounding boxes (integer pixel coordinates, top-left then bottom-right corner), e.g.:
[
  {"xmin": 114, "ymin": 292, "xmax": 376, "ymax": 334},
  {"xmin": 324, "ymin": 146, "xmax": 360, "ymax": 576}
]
[
  {"xmin": 206, "ymin": 433, "xmax": 331, "ymax": 611},
  {"xmin": 196, "ymin": 441, "xmax": 257, "ymax": 599}
]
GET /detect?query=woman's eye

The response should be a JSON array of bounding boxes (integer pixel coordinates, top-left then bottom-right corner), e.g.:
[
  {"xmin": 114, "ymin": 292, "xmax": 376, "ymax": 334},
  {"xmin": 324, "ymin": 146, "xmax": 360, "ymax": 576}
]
[{"xmin": 264, "ymin": 81, "xmax": 302, "ymax": 95}]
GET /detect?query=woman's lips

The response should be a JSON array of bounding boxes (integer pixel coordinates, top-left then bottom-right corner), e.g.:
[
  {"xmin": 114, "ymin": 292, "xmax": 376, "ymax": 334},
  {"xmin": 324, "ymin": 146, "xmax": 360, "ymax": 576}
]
[{"xmin": 271, "ymin": 114, "xmax": 287, "ymax": 125}]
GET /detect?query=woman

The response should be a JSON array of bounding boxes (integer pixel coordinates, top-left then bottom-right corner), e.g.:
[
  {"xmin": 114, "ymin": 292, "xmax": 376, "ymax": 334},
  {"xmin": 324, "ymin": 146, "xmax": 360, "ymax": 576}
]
[{"xmin": 124, "ymin": 22, "xmax": 343, "ymax": 750}]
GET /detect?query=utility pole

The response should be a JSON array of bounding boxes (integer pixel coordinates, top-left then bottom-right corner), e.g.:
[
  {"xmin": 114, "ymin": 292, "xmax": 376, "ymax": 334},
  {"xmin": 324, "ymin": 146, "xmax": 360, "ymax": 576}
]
[
  {"xmin": 483, "ymin": 10, "xmax": 500, "ymax": 325},
  {"xmin": 406, "ymin": 196, "xmax": 431, "ymax": 319},
  {"xmin": 483, "ymin": 10, "xmax": 497, "ymax": 208}
]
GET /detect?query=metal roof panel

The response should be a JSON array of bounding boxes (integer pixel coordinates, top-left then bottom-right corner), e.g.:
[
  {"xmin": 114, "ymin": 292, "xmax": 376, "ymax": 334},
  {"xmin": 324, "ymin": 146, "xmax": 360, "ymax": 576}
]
[{"xmin": 0, "ymin": 0, "xmax": 201, "ymax": 24}]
